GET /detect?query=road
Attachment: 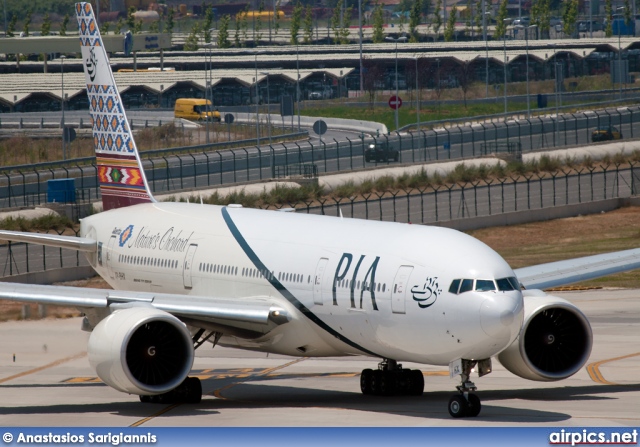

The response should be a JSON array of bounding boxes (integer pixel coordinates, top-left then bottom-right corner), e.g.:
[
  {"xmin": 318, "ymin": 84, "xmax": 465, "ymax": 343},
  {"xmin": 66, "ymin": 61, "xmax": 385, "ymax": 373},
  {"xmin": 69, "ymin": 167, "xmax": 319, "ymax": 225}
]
[
  {"xmin": 0, "ymin": 288, "xmax": 638, "ymax": 426},
  {"xmin": 1, "ymin": 105, "xmax": 639, "ymax": 209}
]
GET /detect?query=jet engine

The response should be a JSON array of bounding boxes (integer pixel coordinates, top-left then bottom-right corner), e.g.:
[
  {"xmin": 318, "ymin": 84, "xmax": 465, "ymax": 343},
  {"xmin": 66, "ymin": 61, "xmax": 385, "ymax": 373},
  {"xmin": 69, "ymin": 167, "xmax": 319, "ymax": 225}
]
[
  {"xmin": 497, "ymin": 290, "xmax": 592, "ymax": 381},
  {"xmin": 88, "ymin": 307, "xmax": 194, "ymax": 395}
]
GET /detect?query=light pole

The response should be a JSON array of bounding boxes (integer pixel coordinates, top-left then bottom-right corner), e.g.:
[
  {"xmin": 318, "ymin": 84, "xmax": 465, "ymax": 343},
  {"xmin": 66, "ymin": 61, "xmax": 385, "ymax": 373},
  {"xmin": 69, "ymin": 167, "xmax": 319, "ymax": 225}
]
[
  {"xmin": 358, "ymin": 0, "xmax": 363, "ymax": 95},
  {"xmin": 61, "ymin": 55, "xmax": 66, "ymax": 160},
  {"xmin": 617, "ymin": 6, "xmax": 625, "ymax": 100},
  {"xmin": 296, "ymin": 44, "xmax": 300, "ymax": 131},
  {"xmin": 203, "ymin": 44, "xmax": 213, "ymax": 144},
  {"xmin": 413, "ymin": 56, "xmax": 420, "ymax": 133},
  {"xmin": 385, "ymin": 35, "xmax": 407, "ymax": 132},
  {"xmin": 254, "ymin": 52, "xmax": 260, "ymax": 146},
  {"xmin": 3, "ymin": 0, "xmax": 7, "ymax": 39},
  {"xmin": 260, "ymin": 72, "xmax": 272, "ymax": 146},
  {"xmin": 503, "ymin": 36, "xmax": 507, "ymax": 115},
  {"xmin": 525, "ymin": 25, "xmax": 533, "ymax": 118},
  {"xmin": 483, "ymin": 4, "xmax": 489, "ymax": 98}
]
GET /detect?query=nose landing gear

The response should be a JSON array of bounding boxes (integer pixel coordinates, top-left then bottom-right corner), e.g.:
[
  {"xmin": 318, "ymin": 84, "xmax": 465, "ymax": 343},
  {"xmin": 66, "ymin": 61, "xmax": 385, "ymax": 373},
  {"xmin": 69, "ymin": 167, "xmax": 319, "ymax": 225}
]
[{"xmin": 448, "ymin": 358, "xmax": 490, "ymax": 418}]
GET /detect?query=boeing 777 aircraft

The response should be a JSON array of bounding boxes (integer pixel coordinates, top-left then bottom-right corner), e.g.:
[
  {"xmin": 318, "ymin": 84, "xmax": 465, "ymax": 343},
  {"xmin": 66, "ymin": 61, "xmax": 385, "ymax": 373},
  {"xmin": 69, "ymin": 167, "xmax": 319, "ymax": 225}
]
[{"xmin": 2, "ymin": 3, "xmax": 640, "ymax": 418}]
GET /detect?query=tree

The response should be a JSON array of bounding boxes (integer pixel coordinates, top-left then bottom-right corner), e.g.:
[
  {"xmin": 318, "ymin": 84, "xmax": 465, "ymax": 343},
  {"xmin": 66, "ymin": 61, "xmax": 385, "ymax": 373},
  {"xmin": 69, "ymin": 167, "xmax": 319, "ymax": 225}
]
[
  {"xmin": 166, "ymin": 7, "xmax": 175, "ymax": 36},
  {"xmin": 399, "ymin": 11, "xmax": 407, "ymax": 34},
  {"xmin": 362, "ymin": 56, "xmax": 385, "ymax": 108},
  {"xmin": 531, "ymin": 0, "xmax": 551, "ymax": 38},
  {"xmin": 127, "ymin": 7, "xmax": 136, "ymax": 32},
  {"xmin": 605, "ymin": 0, "xmax": 612, "ymax": 37},
  {"xmin": 241, "ymin": 7, "xmax": 249, "ymax": 42},
  {"xmin": 274, "ymin": 1, "xmax": 282, "ymax": 36},
  {"xmin": 623, "ymin": 0, "xmax": 632, "ymax": 25},
  {"xmin": 255, "ymin": 0, "xmax": 264, "ymax": 45},
  {"xmin": 340, "ymin": 6, "xmax": 353, "ymax": 43},
  {"xmin": 432, "ymin": 0, "xmax": 442, "ymax": 38},
  {"xmin": 290, "ymin": 1, "xmax": 302, "ymax": 45},
  {"xmin": 41, "ymin": 13, "xmax": 51, "ymax": 36},
  {"xmin": 331, "ymin": 0, "xmax": 342, "ymax": 44},
  {"xmin": 115, "ymin": 17, "xmax": 124, "ymax": 34},
  {"xmin": 149, "ymin": 20, "xmax": 159, "ymax": 33},
  {"xmin": 562, "ymin": 0, "xmax": 578, "ymax": 37},
  {"xmin": 453, "ymin": 61, "xmax": 473, "ymax": 107},
  {"xmin": 234, "ymin": 13, "xmax": 242, "ymax": 47},
  {"xmin": 184, "ymin": 22, "xmax": 201, "ymax": 51},
  {"xmin": 23, "ymin": 10, "xmax": 32, "ymax": 37},
  {"xmin": 474, "ymin": 0, "xmax": 483, "ymax": 38},
  {"xmin": 102, "ymin": 22, "xmax": 111, "ymax": 34},
  {"xmin": 494, "ymin": 0, "xmax": 508, "ymax": 39},
  {"xmin": 184, "ymin": 23, "xmax": 200, "ymax": 51},
  {"xmin": 203, "ymin": 5, "xmax": 214, "ymax": 43},
  {"xmin": 372, "ymin": 3, "xmax": 385, "ymax": 43},
  {"xmin": 60, "ymin": 13, "xmax": 69, "ymax": 36},
  {"xmin": 7, "ymin": 13, "xmax": 16, "ymax": 37},
  {"xmin": 303, "ymin": 5, "xmax": 314, "ymax": 44},
  {"xmin": 444, "ymin": 6, "xmax": 457, "ymax": 41},
  {"xmin": 218, "ymin": 14, "xmax": 231, "ymax": 48},
  {"xmin": 409, "ymin": 0, "xmax": 422, "ymax": 42}
]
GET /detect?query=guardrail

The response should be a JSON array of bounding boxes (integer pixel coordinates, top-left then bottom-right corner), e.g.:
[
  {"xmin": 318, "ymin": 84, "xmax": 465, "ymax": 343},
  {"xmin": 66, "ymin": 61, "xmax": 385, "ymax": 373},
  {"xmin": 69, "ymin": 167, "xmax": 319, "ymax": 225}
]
[
  {"xmin": 2, "ymin": 162, "xmax": 638, "ymax": 279},
  {"xmin": 1, "ymin": 104, "xmax": 638, "ymax": 210}
]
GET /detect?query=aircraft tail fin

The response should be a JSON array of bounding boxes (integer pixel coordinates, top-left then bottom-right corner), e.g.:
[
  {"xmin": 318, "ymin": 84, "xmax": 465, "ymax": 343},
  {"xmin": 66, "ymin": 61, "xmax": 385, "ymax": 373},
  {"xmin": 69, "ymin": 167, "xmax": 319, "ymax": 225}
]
[{"xmin": 75, "ymin": 2, "xmax": 155, "ymax": 211}]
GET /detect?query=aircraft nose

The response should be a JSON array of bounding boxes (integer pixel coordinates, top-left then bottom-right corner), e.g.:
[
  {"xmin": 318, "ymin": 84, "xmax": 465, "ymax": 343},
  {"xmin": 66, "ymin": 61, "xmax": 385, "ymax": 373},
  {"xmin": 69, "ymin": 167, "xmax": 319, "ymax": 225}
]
[{"xmin": 480, "ymin": 293, "xmax": 523, "ymax": 340}]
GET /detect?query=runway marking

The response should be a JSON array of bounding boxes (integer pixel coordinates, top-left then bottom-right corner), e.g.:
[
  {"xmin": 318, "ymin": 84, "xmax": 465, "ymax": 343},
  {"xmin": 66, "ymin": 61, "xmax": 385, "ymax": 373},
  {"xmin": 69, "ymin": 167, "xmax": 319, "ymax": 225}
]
[
  {"xmin": 0, "ymin": 352, "xmax": 87, "ymax": 385},
  {"xmin": 129, "ymin": 357, "xmax": 308, "ymax": 427},
  {"xmin": 586, "ymin": 351, "xmax": 640, "ymax": 385}
]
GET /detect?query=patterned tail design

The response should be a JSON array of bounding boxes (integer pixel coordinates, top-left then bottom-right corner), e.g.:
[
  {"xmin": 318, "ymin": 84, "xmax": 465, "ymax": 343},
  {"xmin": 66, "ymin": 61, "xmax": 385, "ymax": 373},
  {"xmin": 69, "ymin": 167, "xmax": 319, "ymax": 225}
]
[{"xmin": 75, "ymin": 2, "xmax": 155, "ymax": 211}]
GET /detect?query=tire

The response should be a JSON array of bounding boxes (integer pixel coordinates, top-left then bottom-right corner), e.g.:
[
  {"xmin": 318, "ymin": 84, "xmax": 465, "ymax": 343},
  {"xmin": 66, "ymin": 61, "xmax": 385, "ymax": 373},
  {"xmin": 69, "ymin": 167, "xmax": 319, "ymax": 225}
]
[
  {"xmin": 379, "ymin": 371, "xmax": 396, "ymax": 396},
  {"xmin": 186, "ymin": 377, "xmax": 202, "ymax": 404},
  {"xmin": 360, "ymin": 369, "xmax": 374, "ymax": 395},
  {"xmin": 448, "ymin": 395, "xmax": 468, "ymax": 418},
  {"xmin": 370, "ymin": 370, "xmax": 382, "ymax": 395},
  {"xmin": 466, "ymin": 393, "xmax": 481, "ymax": 417},
  {"xmin": 410, "ymin": 370, "xmax": 424, "ymax": 396}
]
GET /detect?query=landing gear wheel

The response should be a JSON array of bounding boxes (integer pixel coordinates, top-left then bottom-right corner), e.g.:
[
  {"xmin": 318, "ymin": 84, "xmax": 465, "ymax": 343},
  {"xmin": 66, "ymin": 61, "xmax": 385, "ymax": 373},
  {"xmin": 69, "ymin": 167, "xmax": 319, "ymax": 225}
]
[
  {"xmin": 466, "ymin": 393, "xmax": 481, "ymax": 417},
  {"xmin": 360, "ymin": 369, "xmax": 373, "ymax": 395},
  {"xmin": 379, "ymin": 371, "xmax": 395, "ymax": 396},
  {"xmin": 186, "ymin": 377, "xmax": 202, "ymax": 404},
  {"xmin": 409, "ymin": 370, "xmax": 424, "ymax": 396},
  {"xmin": 448, "ymin": 395, "xmax": 468, "ymax": 418},
  {"xmin": 370, "ymin": 370, "xmax": 382, "ymax": 395}
]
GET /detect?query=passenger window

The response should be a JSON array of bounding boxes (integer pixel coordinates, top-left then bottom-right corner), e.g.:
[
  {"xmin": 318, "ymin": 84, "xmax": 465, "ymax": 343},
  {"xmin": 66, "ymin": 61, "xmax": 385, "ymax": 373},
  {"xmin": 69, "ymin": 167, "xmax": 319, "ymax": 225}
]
[
  {"xmin": 449, "ymin": 279, "xmax": 461, "ymax": 294},
  {"xmin": 459, "ymin": 279, "xmax": 474, "ymax": 293},
  {"xmin": 475, "ymin": 279, "xmax": 496, "ymax": 292}
]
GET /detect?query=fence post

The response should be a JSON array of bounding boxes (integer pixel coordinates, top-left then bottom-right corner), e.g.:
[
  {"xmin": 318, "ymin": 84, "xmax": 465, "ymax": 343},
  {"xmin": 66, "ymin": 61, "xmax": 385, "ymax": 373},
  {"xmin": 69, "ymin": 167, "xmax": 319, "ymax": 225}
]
[
  {"xmin": 333, "ymin": 138, "xmax": 340, "ymax": 172},
  {"xmin": 346, "ymin": 137, "xmax": 353, "ymax": 170},
  {"xmin": 242, "ymin": 148, "xmax": 249, "ymax": 182}
]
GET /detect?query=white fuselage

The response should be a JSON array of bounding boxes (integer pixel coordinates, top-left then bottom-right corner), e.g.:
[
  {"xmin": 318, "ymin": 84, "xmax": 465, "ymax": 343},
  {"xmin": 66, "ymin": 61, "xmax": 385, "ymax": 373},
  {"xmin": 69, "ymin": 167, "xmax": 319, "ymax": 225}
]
[{"xmin": 80, "ymin": 202, "xmax": 524, "ymax": 366}]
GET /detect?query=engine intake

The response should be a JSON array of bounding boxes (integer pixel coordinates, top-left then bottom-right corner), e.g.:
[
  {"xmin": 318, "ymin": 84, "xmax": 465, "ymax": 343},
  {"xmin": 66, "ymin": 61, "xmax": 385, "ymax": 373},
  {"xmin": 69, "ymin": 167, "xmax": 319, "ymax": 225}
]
[
  {"xmin": 497, "ymin": 290, "xmax": 592, "ymax": 381},
  {"xmin": 88, "ymin": 307, "xmax": 194, "ymax": 395}
]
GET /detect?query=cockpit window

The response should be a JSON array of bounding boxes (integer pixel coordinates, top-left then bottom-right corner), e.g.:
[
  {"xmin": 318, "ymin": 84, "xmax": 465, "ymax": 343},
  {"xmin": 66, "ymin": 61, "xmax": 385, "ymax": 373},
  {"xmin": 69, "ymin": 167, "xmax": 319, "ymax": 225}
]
[
  {"xmin": 448, "ymin": 279, "xmax": 461, "ymax": 294},
  {"xmin": 459, "ymin": 279, "xmax": 474, "ymax": 293},
  {"xmin": 496, "ymin": 278, "xmax": 515, "ymax": 291},
  {"xmin": 475, "ymin": 279, "xmax": 496, "ymax": 292},
  {"xmin": 508, "ymin": 277, "xmax": 521, "ymax": 290}
]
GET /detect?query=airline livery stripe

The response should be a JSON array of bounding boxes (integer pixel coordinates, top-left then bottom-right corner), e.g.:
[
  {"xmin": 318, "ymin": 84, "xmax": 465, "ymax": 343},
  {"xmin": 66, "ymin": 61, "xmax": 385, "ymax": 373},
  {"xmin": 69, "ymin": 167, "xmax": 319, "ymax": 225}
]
[{"xmin": 221, "ymin": 207, "xmax": 381, "ymax": 358}]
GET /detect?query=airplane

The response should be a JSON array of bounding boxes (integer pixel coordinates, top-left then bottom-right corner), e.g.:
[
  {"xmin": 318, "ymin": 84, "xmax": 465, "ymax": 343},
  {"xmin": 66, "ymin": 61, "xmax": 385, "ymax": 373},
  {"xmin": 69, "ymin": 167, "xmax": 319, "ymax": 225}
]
[{"xmin": 2, "ymin": 2, "xmax": 640, "ymax": 418}]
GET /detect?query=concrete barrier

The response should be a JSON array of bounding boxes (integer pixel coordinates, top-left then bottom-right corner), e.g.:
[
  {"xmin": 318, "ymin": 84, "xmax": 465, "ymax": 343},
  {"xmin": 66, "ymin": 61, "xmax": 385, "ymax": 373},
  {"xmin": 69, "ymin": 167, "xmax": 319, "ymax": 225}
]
[{"xmin": 0, "ymin": 266, "xmax": 96, "ymax": 285}]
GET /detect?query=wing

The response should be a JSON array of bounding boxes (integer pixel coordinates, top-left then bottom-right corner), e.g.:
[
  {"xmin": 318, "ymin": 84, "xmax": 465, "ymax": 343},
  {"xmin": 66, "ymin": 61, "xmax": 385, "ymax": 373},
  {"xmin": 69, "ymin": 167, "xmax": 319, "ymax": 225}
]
[
  {"xmin": 515, "ymin": 248, "xmax": 640, "ymax": 290},
  {"xmin": 0, "ymin": 230, "xmax": 96, "ymax": 252},
  {"xmin": 0, "ymin": 282, "xmax": 290, "ymax": 338}
]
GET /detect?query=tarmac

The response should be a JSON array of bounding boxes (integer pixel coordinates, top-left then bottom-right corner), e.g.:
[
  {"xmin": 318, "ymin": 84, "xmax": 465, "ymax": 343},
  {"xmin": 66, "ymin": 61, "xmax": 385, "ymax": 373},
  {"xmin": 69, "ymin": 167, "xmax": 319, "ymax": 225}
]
[{"xmin": 0, "ymin": 288, "xmax": 638, "ymax": 427}]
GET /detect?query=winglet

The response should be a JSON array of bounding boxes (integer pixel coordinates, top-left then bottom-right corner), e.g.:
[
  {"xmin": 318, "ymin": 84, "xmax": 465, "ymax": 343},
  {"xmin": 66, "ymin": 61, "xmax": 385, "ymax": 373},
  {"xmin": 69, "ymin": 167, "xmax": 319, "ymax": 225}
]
[{"xmin": 75, "ymin": 2, "xmax": 155, "ymax": 211}]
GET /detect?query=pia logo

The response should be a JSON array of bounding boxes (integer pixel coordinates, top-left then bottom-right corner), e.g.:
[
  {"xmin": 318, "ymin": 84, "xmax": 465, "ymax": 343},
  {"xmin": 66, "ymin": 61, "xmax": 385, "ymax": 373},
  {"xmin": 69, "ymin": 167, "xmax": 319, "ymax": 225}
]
[{"xmin": 119, "ymin": 225, "xmax": 134, "ymax": 247}]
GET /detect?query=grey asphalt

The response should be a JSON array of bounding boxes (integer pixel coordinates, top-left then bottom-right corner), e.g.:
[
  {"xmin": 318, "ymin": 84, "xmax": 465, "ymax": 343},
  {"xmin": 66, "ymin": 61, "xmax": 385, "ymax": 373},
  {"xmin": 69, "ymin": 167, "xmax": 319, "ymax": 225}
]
[{"xmin": 0, "ymin": 288, "xmax": 638, "ymax": 426}]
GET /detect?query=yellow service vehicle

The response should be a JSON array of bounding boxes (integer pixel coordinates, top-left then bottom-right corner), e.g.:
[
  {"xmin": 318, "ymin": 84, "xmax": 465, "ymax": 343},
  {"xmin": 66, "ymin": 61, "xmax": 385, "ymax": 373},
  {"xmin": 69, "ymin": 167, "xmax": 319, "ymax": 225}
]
[{"xmin": 174, "ymin": 98, "xmax": 221, "ymax": 122}]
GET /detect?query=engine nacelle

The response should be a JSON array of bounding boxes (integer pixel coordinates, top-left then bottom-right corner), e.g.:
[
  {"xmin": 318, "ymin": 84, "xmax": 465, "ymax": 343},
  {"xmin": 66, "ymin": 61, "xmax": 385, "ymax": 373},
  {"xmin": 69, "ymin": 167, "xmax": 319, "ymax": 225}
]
[
  {"xmin": 88, "ymin": 307, "xmax": 194, "ymax": 395},
  {"xmin": 497, "ymin": 289, "xmax": 592, "ymax": 381}
]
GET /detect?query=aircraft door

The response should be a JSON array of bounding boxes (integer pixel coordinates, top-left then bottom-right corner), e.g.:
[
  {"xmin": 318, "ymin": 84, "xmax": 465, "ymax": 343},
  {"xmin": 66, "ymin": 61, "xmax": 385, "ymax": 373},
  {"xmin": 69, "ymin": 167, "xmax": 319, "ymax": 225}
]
[
  {"xmin": 313, "ymin": 257, "xmax": 328, "ymax": 305},
  {"xmin": 183, "ymin": 243, "xmax": 198, "ymax": 289},
  {"xmin": 391, "ymin": 265, "xmax": 414, "ymax": 314},
  {"xmin": 106, "ymin": 235, "xmax": 117, "ymax": 279}
]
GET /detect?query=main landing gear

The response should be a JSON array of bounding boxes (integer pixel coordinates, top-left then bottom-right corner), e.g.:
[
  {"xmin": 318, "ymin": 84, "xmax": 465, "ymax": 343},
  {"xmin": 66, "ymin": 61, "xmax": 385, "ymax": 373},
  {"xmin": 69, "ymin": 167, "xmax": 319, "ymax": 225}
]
[
  {"xmin": 360, "ymin": 359, "xmax": 424, "ymax": 396},
  {"xmin": 447, "ymin": 359, "xmax": 490, "ymax": 418}
]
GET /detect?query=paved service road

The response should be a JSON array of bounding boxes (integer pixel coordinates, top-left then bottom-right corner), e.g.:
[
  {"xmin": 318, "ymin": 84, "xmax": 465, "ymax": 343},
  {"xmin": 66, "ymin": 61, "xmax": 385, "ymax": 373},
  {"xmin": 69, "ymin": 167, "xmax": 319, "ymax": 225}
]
[{"xmin": 0, "ymin": 289, "xmax": 638, "ymax": 426}]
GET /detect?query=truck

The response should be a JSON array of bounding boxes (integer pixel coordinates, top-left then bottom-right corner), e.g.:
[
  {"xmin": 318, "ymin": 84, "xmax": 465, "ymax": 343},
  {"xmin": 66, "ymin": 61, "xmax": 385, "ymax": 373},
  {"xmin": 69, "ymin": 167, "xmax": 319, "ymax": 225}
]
[
  {"xmin": 174, "ymin": 98, "xmax": 221, "ymax": 122},
  {"xmin": 364, "ymin": 141, "xmax": 399, "ymax": 162}
]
